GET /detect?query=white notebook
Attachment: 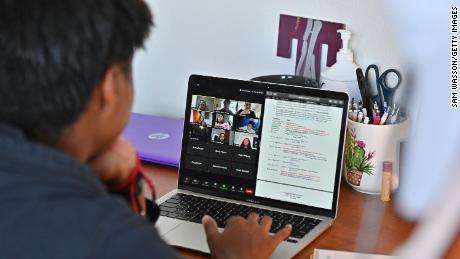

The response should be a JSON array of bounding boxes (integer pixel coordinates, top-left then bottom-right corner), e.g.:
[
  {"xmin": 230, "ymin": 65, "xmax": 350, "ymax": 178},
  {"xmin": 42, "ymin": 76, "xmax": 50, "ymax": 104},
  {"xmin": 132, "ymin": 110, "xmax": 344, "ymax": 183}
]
[{"xmin": 313, "ymin": 249, "xmax": 395, "ymax": 259}]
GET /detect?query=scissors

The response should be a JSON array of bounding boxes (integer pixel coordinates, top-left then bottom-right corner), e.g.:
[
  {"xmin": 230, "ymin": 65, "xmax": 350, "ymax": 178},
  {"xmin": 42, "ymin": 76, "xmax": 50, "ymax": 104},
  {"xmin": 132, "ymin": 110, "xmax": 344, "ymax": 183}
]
[{"xmin": 365, "ymin": 64, "xmax": 402, "ymax": 109}]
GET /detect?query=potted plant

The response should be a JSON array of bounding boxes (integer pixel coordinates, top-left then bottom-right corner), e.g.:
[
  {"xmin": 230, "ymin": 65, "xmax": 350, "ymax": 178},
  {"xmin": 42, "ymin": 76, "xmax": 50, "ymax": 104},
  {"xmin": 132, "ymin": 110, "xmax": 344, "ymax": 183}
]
[{"xmin": 345, "ymin": 128, "xmax": 376, "ymax": 186}]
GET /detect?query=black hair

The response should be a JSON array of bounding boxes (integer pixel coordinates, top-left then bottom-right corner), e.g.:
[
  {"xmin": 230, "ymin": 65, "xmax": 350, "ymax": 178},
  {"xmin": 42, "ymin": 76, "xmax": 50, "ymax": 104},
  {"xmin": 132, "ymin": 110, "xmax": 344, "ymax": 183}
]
[{"xmin": 0, "ymin": 0, "xmax": 153, "ymax": 143}]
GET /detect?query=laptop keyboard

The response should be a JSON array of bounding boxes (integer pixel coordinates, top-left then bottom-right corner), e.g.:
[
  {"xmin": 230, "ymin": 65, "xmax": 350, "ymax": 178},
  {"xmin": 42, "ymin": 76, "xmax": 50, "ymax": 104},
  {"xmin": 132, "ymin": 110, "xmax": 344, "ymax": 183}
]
[{"xmin": 159, "ymin": 193, "xmax": 322, "ymax": 239}]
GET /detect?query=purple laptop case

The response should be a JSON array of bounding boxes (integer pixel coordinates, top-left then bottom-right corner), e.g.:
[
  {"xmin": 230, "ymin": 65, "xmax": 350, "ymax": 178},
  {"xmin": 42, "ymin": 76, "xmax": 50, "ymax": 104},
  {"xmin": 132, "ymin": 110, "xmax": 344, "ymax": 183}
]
[{"xmin": 122, "ymin": 113, "xmax": 183, "ymax": 167}]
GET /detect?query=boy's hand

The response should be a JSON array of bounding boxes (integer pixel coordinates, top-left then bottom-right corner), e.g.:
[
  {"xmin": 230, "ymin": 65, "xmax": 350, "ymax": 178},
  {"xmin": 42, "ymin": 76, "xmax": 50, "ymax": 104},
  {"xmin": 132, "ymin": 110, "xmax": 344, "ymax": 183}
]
[
  {"xmin": 88, "ymin": 137, "xmax": 136, "ymax": 185},
  {"xmin": 202, "ymin": 213, "xmax": 292, "ymax": 259}
]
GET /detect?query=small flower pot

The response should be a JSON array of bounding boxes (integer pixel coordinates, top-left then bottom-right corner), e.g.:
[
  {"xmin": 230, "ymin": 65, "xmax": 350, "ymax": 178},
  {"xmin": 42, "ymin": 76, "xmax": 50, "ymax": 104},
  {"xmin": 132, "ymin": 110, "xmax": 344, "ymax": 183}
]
[{"xmin": 346, "ymin": 169, "xmax": 364, "ymax": 186}]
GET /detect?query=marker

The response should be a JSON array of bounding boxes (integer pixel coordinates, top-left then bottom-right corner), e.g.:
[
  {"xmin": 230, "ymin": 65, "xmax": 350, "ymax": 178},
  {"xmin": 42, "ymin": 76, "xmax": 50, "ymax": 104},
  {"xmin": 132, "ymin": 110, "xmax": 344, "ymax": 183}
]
[
  {"xmin": 373, "ymin": 115, "xmax": 381, "ymax": 125},
  {"xmin": 380, "ymin": 112, "xmax": 388, "ymax": 125},
  {"xmin": 350, "ymin": 98, "xmax": 355, "ymax": 111},
  {"xmin": 362, "ymin": 108, "xmax": 367, "ymax": 118},
  {"xmin": 363, "ymin": 116, "xmax": 370, "ymax": 124},
  {"xmin": 357, "ymin": 111, "xmax": 363, "ymax": 123},
  {"xmin": 348, "ymin": 109, "xmax": 354, "ymax": 120},
  {"xmin": 352, "ymin": 110, "xmax": 358, "ymax": 121}
]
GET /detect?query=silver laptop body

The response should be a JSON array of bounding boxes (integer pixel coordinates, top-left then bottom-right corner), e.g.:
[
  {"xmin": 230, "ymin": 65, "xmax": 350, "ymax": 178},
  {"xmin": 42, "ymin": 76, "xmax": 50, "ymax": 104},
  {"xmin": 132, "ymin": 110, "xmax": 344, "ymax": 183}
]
[{"xmin": 156, "ymin": 75, "xmax": 349, "ymax": 258}]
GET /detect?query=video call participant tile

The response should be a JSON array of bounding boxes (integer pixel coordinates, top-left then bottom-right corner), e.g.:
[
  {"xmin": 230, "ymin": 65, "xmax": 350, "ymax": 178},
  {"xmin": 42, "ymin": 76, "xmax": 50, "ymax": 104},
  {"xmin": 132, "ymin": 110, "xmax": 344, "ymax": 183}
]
[
  {"xmin": 209, "ymin": 143, "xmax": 233, "ymax": 161},
  {"xmin": 235, "ymin": 117, "xmax": 260, "ymax": 134},
  {"xmin": 232, "ymin": 147, "xmax": 257, "ymax": 164},
  {"xmin": 233, "ymin": 131, "xmax": 258, "ymax": 150},
  {"xmin": 185, "ymin": 155, "xmax": 209, "ymax": 172},
  {"xmin": 235, "ymin": 101, "xmax": 262, "ymax": 119},
  {"xmin": 215, "ymin": 99, "xmax": 237, "ymax": 115},
  {"xmin": 231, "ymin": 163, "xmax": 255, "ymax": 179},
  {"xmin": 208, "ymin": 159, "xmax": 232, "ymax": 175},
  {"xmin": 191, "ymin": 95, "xmax": 215, "ymax": 112},
  {"xmin": 190, "ymin": 109, "xmax": 213, "ymax": 127},
  {"xmin": 211, "ymin": 128, "xmax": 234, "ymax": 145},
  {"xmin": 189, "ymin": 125, "xmax": 211, "ymax": 142},
  {"xmin": 186, "ymin": 140, "xmax": 210, "ymax": 156},
  {"xmin": 213, "ymin": 112, "xmax": 233, "ymax": 130}
]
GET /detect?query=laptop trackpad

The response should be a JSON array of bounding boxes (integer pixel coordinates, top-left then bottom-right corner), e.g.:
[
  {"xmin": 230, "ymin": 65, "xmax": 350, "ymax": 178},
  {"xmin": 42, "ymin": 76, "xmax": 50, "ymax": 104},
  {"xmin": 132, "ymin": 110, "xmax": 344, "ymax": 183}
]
[
  {"xmin": 162, "ymin": 222, "xmax": 211, "ymax": 254},
  {"xmin": 155, "ymin": 217, "xmax": 183, "ymax": 236}
]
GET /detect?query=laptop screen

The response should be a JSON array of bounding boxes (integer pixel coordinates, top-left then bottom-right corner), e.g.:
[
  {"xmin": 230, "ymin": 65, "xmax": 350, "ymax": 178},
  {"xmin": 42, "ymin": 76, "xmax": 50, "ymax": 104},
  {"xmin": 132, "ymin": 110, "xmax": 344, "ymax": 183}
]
[{"xmin": 179, "ymin": 75, "xmax": 348, "ymax": 216}]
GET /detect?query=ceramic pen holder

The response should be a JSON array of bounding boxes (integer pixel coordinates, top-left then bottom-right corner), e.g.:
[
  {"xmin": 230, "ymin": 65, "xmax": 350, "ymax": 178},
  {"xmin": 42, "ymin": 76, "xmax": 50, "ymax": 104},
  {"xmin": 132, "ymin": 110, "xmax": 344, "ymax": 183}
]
[{"xmin": 343, "ymin": 117, "xmax": 408, "ymax": 194}]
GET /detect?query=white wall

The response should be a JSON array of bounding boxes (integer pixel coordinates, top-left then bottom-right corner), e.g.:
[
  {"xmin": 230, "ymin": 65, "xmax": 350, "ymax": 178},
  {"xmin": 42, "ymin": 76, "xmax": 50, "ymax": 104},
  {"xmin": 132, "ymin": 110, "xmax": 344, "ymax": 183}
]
[{"xmin": 133, "ymin": 0, "xmax": 402, "ymax": 118}]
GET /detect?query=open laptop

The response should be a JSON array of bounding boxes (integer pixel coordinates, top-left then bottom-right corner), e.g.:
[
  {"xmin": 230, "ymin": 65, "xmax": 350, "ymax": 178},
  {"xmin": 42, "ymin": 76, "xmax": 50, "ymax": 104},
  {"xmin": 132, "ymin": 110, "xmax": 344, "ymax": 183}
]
[
  {"xmin": 156, "ymin": 75, "xmax": 348, "ymax": 258},
  {"xmin": 122, "ymin": 113, "xmax": 183, "ymax": 167}
]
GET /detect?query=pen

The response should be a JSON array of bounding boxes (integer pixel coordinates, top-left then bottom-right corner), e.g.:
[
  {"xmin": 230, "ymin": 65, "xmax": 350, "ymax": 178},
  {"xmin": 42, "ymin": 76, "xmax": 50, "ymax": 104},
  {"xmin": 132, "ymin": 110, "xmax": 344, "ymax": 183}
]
[
  {"xmin": 386, "ymin": 106, "xmax": 394, "ymax": 125},
  {"xmin": 356, "ymin": 68, "xmax": 373, "ymax": 116},
  {"xmin": 352, "ymin": 102, "xmax": 358, "ymax": 111},
  {"xmin": 390, "ymin": 107, "xmax": 400, "ymax": 124},
  {"xmin": 374, "ymin": 101, "xmax": 378, "ymax": 111},
  {"xmin": 386, "ymin": 114, "xmax": 392, "ymax": 125}
]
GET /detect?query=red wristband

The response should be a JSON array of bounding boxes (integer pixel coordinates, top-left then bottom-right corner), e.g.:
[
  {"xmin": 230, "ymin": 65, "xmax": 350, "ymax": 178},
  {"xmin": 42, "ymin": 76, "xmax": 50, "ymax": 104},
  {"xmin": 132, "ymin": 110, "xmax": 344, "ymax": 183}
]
[
  {"xmin": 107, "ymin": 154, "xmax": 156, "ymax": 213},
  {"xmin": 130, "ymin": 155, "xmax": 157, "ymax": 213}
]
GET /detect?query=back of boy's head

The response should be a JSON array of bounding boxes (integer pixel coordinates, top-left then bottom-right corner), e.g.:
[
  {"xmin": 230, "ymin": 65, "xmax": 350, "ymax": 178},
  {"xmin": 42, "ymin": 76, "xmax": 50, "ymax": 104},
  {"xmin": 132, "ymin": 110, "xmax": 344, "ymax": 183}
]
[{"xmin": 0, "ymin": 0, "xmax": 152, "ymax": 144}]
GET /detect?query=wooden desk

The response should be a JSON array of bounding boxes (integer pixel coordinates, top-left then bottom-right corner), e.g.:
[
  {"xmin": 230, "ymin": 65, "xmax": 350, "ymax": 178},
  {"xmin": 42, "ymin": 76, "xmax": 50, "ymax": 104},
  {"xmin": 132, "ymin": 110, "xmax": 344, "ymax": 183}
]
[{"xmin": 142, "ymin": 162, "xmax": 460, "ymax": 258}]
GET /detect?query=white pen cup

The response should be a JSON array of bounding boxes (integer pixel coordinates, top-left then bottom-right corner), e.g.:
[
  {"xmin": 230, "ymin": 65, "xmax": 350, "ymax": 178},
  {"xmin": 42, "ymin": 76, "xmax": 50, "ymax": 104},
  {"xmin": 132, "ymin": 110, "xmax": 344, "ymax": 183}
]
[{"xmin": 343, "ymin": 116, "xmax": 408, "ymax": 194}]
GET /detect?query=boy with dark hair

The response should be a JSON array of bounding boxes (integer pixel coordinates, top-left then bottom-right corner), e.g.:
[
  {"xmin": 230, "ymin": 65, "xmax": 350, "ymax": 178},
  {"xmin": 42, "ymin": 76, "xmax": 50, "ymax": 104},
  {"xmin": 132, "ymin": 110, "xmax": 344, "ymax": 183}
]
[
  {"xmin": 219, "ymin": 99, "xmax": 234, "ymax": 115},
  {"xmin": 0, "ymin": 1, "xmax": 290, "ymax": 258}
]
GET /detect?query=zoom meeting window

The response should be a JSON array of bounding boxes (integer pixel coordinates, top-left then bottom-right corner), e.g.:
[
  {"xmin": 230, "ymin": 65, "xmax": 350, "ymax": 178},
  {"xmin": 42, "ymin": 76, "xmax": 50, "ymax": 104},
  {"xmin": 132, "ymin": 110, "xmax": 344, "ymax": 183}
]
[
  {"xmin": 255, "ymin": 92, "xmax": 343, "ymax": 210},
  {"xmin": 184, "ymin": 95, "xmax": 262, "ymax": 194},
  {"xmin": 183, "ymin": 90, "xmax": 344, "ymax": 210}
]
